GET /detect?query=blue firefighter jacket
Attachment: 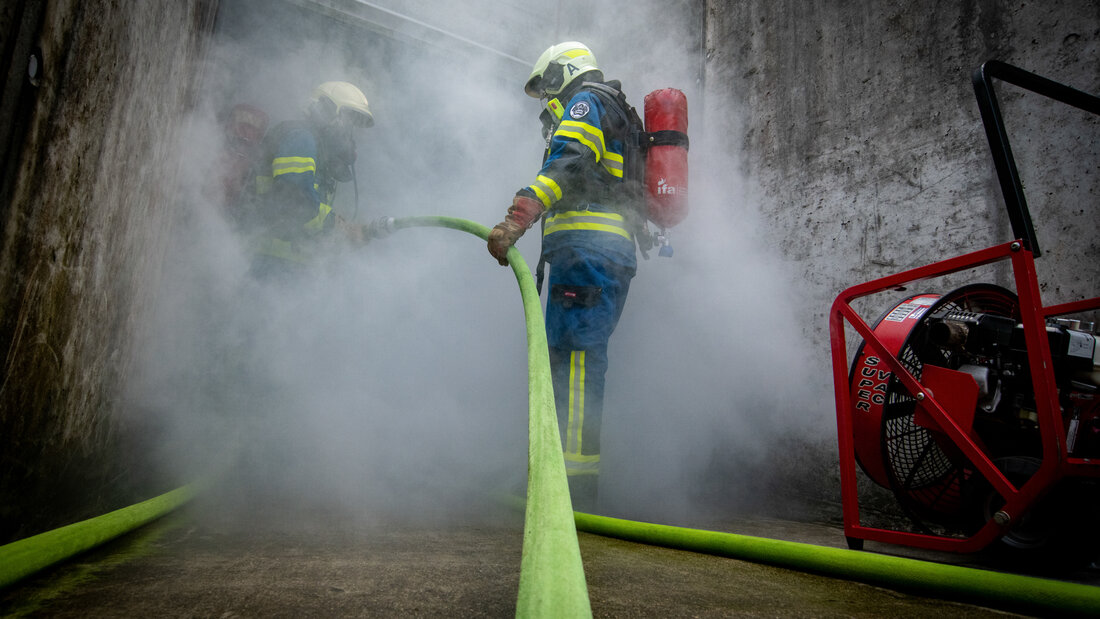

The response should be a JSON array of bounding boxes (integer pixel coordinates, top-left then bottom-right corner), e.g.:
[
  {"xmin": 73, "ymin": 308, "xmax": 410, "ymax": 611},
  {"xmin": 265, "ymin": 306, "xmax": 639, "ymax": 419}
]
[
  {"xmin": 252, "ymin": 121, "xmax": 336, "ymax": 263},
  {"xmin": 518, "ymin": 84, "xmax": 638, "ymax": 272}
]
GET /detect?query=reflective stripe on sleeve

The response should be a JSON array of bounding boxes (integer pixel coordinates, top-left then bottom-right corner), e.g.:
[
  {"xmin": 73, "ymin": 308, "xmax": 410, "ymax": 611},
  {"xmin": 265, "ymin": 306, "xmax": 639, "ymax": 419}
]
[
  {"xmin": 304, "ymin": 202, "xmax": 333, "ymax": 232},
  {"xmin": 554, "ymin": 120, "xmax": 623, "ymax": 178},
  {"xmin": 272, "ymin": 156, "xmax": 316, "ymax": 177},
  {"xmin": 602, "ymin": 150, "xmax": 624, "ymax": 178},
  {"xmin": 527, "ymin": 174, "xmax": 563, "ymax": 208},
  {"xmin": 555, "ymin": 120, "xmax": 606, "ymax": 161}
]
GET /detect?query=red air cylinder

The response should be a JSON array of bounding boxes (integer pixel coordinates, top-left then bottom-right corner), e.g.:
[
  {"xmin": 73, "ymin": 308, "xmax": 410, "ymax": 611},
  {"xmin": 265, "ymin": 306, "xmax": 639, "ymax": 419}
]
[{"xmin": 643, "ymin": 88, "xmax": 689, "ymax": 229}]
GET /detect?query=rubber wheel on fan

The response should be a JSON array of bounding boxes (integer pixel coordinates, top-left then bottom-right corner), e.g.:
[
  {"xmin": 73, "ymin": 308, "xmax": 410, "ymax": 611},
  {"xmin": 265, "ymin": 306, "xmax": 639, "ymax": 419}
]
[{"xmin": 976, "ymin": 457, "xmax": 1100, "ymax": 571}]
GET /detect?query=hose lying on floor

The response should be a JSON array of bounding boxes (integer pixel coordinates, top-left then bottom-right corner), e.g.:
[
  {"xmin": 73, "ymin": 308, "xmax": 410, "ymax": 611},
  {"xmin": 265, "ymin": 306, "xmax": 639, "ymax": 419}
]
[
  {"xmin": 0, "ymin": 483, "xmax": 199, "ymax": 590},
  {"xmin": 573, "ymin": 510, "xmax": 1100, "ymax": 617}
]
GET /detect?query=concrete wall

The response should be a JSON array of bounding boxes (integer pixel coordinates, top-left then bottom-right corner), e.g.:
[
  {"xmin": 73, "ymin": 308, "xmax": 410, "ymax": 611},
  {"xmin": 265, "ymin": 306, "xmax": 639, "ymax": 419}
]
[
  {"xmin": 705, "ymin": 0, "xmax": 1100, "ymax": 361},
  {"xmin": 694, "ymin": 0, "xmax": 1099, "ymax": 519},
  {"xmin": 0, "ymin": 0, "xmax": 217, "ymax": 543}
]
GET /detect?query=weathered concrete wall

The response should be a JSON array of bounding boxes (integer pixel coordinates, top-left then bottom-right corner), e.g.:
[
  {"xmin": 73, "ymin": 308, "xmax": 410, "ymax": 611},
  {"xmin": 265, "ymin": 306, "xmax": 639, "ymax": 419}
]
[
  {"xmin": 0, "ymin": 0, "xmax": 217, "ymax": 543},
  {"xmin": 705, "ymin": 0, "xmax": 1099, "ymax": 362},
  {"xmin": 693, "ymin": 0, "xmax": 1099, "ymax": 517}
]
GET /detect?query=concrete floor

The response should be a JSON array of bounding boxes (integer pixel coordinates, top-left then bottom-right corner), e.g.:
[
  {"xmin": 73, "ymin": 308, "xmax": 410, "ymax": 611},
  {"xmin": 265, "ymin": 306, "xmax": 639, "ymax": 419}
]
[{"xmin": 4, "ymin": 492, "xmax": 1075, "ymax": 618}]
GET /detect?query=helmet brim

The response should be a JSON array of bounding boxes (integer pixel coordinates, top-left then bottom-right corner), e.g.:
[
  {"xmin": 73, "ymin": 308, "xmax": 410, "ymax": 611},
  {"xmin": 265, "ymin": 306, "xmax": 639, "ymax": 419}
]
[{"xmin": 524, "ymin": 75, "xmax": 543, "ymax": 98}]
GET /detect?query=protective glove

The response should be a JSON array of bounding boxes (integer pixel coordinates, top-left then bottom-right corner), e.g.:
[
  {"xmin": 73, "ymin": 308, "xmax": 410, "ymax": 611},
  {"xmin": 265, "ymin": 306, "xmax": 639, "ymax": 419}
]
[{"xmin": 487, "ymin": 195, "xmax": 543, "ymax": 266}]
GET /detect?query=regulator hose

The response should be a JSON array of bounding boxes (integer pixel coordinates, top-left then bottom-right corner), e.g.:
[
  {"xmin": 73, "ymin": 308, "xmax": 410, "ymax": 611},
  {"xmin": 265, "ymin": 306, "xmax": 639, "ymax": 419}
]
[{"xmin": 573, "ymin": 511, "xmax": 1100, "ymax": 617}]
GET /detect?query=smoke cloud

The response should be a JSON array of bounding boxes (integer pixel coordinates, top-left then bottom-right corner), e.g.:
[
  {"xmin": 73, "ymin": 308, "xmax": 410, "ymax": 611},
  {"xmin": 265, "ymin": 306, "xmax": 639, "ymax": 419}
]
[{"xmin": 127, "ymin": 0, "xmax": 834, "ymax": 530}]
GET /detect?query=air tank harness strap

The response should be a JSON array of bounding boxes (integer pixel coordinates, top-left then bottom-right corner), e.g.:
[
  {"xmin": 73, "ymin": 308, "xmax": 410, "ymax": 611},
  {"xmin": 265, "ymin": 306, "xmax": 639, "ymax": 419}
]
[{"xmin": 647, "ymin": 130, "xmax": 690, "ymax": 149}]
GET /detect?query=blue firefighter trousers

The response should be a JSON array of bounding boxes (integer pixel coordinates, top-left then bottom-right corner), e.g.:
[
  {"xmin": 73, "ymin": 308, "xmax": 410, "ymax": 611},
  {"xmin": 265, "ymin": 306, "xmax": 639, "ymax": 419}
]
[{"xmin": 544, "ymin": 248, "xmax": 633, "ymax": 511}]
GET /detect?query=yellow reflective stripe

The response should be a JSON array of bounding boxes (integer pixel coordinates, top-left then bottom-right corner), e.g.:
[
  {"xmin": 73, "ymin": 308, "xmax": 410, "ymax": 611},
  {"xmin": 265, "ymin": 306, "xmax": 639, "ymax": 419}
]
[
  {"xmin": 602, "ymin": 151, "xmax": 624, "ymax": 178},
  {"xmin": 562, "ymin": 48, "xmax": 589, "ymax": 59},
  {"xmin": 555, "ymin": 120, "xmax": 606, "ymax": 162},
  {"xmin": 527, "ymin": 174, "xmax": 563, "ymax": 208},
  {"xmin": 304, "ymin": 202, "xmax": 332, "ymax": 232},
  {"xmin": 564, "ymin": 455, "xmax": 600, "ymax": 476},
  {"xmin": 564, "ymin": 349, "xmax": 599, "ymax": 476},
  {"xmin": 536, "ymin": 175, "xmax": 562, "ymax": 201},
  {"xmin": 565, "ymin": 350, "xmax": 585, "ymax": 454},
  {"xmin": 529, "ymin": 185, "xmax": 553, "ymax": 208},
  {"xmin": 555, "ymin": 120, "xmax": 623, "ymax": 178},
  {"xmin": 548, "ymin": 210, "xmax": 625, "ymax": 223},
  {"xmin": 272, "ymin": 156, "xmax": 316, "ymax": 176},
  {"xmin": 546, "ymin": 222, "xmax": 632, "ymax": 239},
  {"xmin": 544, "ymin": 211, "xmax": 631, "ymax": 240}
]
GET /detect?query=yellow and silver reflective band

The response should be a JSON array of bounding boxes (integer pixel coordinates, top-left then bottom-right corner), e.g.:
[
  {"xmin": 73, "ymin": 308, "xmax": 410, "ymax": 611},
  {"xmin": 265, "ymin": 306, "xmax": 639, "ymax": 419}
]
[
  {"xmin": 544, "ymin": 210, "xmax": 632, "ymax": 240},
  {"xmin": 554, "ymin": 120, "xmax": 623, "ymax": 178},
  {"xmin": 272, "ymin": 155, "xmax": 317, "ymax": 177},
  {"xmin": 564, "ymin": 451, "xmax": 599, "ymax": 476},
  {"xmin": 304, "ymin": 202, "xmax": 333, "ymax": 232},
  {"xmin": 528, "ymin": 174, "xmax": 563, "ymax": 208},
  {"xmin": 563, "ymin": 350, "xmax": 599, "ymax": 476},
  {"xmin": 564, "ymin": 350, "xmax": 586, "ymax": 454}
]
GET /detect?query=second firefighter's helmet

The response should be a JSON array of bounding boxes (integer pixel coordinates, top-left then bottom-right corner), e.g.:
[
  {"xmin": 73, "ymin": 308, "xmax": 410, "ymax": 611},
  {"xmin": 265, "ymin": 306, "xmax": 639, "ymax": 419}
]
[
  {"xmin": 524, "ymin": 42, "xmax": 599, "ymax": 98},
  {"xmin": 308, "ymin": 81, "xmax": 374, "ymax": 129}
]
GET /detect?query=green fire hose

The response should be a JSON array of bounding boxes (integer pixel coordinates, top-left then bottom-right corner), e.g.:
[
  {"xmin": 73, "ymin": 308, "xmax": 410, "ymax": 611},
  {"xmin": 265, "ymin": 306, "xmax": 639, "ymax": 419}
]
[
  {"xmin": 0, "ymin": 483, "xmax": 199, "ymax": 589},
  {"xmin": 573, "ymin": 511, "xmax": 1100, "ymax": 617},
  {"xmin": 2, "ymin": 216, "xmax": 1098, "ymax": 618},
  {"xmin": 392, "ymin": 216, "xmax": 591, "ymax": 618}
]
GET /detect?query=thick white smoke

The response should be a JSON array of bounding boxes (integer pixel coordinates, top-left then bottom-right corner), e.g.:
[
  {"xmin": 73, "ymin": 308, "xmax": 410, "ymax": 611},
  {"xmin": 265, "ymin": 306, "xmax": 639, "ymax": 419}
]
[{"xmin": 128, "ymin": 0, "xmax": 835, "ymax": 529}]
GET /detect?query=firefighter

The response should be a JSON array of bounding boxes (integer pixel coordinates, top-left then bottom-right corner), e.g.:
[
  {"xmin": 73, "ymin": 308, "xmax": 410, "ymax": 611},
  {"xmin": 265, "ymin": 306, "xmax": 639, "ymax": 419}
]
[
  {"xmin": 247, "ymin": 81, "xmax": 390, "ymax": 276},
  {"xmin": 488, "ymin": 42, "xmax": 639, "ymax": 511}
]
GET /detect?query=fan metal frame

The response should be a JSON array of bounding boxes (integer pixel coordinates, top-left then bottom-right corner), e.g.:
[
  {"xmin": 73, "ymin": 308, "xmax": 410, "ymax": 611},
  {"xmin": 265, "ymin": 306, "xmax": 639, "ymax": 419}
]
[{"xmin": 830, "ymin": 241, "xmax": 1100, "ymax": 553}]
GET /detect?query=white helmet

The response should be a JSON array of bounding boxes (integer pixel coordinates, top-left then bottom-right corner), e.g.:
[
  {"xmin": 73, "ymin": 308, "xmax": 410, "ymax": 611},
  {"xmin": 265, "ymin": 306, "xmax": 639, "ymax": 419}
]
[
  {"xmin": 524, "ymin": 42, "xmax": 599, "ymax": 98},
  {"xmin": 309, "ymin": 81, "xmax": 374, "ymax": 128}
]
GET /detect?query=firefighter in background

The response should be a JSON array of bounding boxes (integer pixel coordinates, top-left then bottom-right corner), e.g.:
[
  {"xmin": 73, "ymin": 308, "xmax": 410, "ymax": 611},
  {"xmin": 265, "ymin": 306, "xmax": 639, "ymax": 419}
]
[
  {"xmin": 488, "ymin": 42, "xmax": 640, "ymax": 511},
  {"xmin": 247, "ymin": 81, "xmax": 390, "ymax": 276}
]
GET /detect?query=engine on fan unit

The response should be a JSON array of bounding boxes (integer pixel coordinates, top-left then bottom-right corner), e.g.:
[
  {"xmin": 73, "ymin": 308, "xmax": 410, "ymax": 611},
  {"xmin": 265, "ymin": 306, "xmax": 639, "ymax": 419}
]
[{"xmin": 925, "ymin": 311, "xmax": 1100, "ymax": 458}]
